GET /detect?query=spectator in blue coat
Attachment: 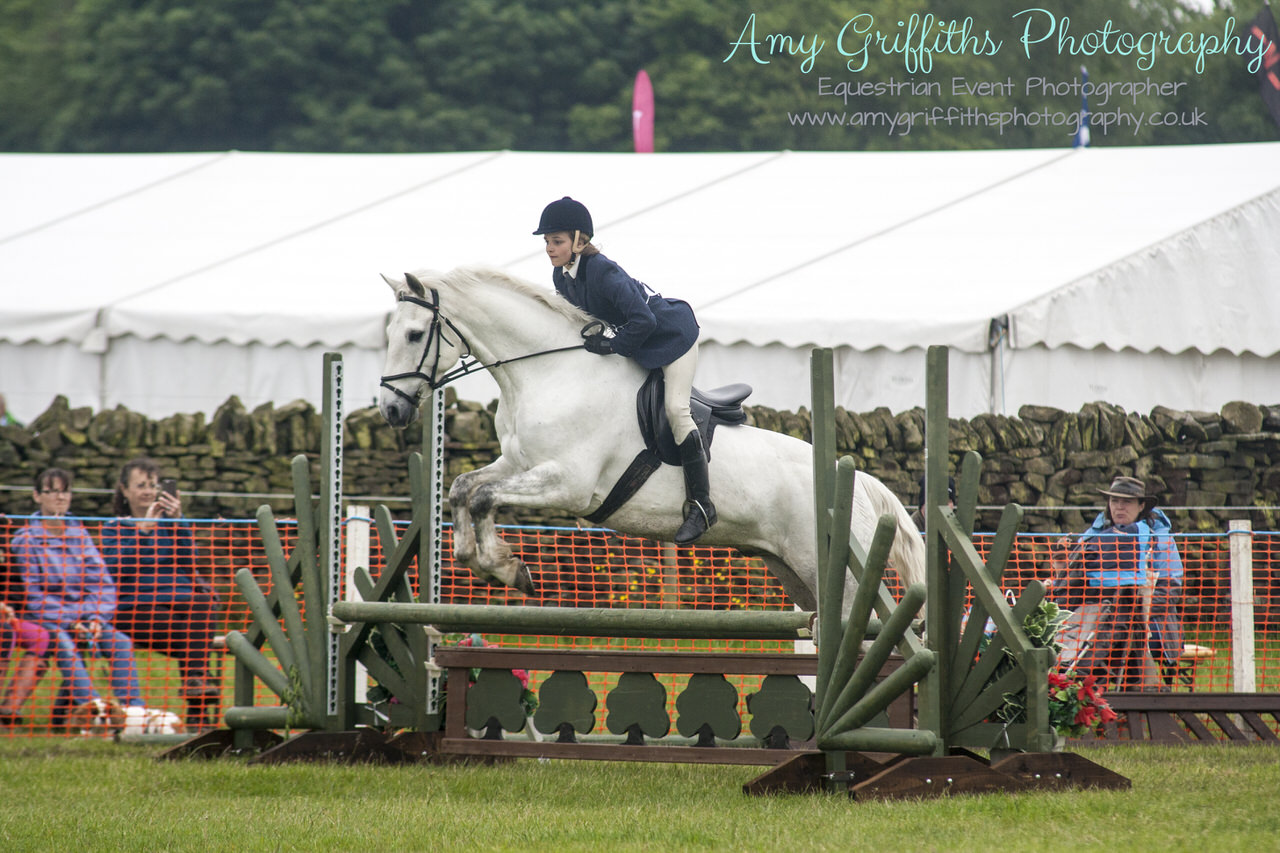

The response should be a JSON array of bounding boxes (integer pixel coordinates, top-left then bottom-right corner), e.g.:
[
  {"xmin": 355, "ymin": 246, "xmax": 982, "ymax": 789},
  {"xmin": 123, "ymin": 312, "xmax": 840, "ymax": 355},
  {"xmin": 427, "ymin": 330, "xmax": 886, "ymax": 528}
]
[
  {"xmin": 1074, "ymin": 476, "xmax": 1183, "ymax": 690},
  {"xmin": 534, "ymin": 196, "xmax": 714, "ymax": 545},
  {"xmin": 11, "ymin": 468, "xmax": 144, "ymax": 726},
  {"xmin": 99, "ymin": 458, "xmax": 220, "ymax": 719}
]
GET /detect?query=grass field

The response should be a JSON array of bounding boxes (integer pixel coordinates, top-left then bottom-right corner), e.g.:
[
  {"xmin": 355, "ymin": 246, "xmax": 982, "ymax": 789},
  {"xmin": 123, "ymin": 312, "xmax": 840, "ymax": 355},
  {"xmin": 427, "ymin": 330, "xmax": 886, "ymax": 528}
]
[{"xmin": 0, "ymin": 739, "xmax": 1277, "ymax": 852}]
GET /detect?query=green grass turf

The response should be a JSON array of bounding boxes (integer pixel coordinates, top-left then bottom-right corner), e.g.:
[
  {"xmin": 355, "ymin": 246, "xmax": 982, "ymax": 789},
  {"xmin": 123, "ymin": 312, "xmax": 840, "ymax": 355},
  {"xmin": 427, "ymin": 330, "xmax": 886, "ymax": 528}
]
[{"xmin": 0, "ymin": 739, "xmax": 1277, "ymax": 852}]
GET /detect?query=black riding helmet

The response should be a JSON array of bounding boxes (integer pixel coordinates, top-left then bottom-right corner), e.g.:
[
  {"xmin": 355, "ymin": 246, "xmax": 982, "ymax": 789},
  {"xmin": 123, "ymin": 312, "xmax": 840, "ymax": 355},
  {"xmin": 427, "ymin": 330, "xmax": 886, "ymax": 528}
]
[{"xmin": 533, "ymin": 196, "xmax": 593, "ymax": 238}]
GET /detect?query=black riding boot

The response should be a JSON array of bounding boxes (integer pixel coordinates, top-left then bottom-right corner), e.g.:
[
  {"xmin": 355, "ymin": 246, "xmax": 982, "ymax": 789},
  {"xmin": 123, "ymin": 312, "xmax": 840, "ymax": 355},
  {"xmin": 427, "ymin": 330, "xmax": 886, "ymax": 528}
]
[{"xmin": 674, "ymin": 430, "xmax": 717, "ymax": 545}]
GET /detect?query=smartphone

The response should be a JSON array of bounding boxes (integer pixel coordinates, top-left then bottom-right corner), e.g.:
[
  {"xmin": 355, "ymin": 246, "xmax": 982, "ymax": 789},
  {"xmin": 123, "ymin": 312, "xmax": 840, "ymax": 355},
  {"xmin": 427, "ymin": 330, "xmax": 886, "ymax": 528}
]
[{"xmin": 159, "ymin": 478, "xmax": 178, "ymax": 497}]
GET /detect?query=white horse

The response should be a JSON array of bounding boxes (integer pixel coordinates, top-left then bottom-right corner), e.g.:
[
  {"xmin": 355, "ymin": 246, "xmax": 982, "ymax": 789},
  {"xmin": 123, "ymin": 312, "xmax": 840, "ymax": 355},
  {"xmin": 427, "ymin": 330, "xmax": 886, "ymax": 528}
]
[{"xmin": 377, "ymin": 266, "xmax": 924, "ymax": 610}]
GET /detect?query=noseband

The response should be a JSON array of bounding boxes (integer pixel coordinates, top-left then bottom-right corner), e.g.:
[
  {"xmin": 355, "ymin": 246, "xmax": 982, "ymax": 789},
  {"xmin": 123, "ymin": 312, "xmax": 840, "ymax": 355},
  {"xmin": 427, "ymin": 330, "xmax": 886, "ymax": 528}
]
[{"xmin": 379, "ymin": 287, "xmax": 589, "ymax": 408}]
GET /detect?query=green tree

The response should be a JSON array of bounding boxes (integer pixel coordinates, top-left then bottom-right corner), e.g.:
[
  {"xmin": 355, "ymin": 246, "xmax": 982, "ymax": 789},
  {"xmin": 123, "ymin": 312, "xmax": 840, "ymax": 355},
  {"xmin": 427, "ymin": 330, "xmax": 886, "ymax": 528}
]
[
  {"xmin": 44, "ymin": 0, "xmax": 433, "ymax": 151},
  {"xmin": 0, "ymin": 0, "xmax": 80, "ymax": 150},
  {"xmin": 0, "ymin": 0, "xmax": 1272, "ymax": 153}
]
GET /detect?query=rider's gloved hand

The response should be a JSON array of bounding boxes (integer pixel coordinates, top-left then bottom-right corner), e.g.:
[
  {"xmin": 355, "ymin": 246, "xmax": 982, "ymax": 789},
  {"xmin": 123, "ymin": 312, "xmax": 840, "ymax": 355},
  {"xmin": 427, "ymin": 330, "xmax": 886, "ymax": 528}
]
[{"xmin": 583, "ymin": 333, "xmax": 615, "ymax": 355}]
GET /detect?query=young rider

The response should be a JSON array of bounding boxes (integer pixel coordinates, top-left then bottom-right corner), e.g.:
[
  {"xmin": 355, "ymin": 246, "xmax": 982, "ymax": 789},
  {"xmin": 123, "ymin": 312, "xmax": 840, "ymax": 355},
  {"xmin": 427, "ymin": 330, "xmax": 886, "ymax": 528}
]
[{"xmin": 533, "ymin": 196, "xmax": 716, "ymax": 545}]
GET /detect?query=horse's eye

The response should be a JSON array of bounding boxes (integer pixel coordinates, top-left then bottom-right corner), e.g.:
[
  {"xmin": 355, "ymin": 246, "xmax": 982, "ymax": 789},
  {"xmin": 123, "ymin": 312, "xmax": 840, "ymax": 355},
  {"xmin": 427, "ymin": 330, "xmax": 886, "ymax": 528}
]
[{"xmin": 408, "ymin": 330, "xmax": 424, "ymax": 343}]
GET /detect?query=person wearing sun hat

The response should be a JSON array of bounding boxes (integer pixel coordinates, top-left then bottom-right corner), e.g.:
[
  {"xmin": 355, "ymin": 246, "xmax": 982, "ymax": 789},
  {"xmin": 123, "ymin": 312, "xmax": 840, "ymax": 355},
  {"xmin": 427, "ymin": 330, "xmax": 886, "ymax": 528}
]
[{"xmin": 1071, "ymin": 475, "xmax": 1184, "ymax": 690}]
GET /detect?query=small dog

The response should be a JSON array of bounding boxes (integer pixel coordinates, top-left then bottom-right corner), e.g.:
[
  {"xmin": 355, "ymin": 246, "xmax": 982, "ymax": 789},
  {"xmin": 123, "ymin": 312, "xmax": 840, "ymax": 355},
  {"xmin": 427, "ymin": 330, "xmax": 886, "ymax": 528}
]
[
  {"xmin": 66, "ymin": 698, "xmax": 126, "ymax": 736},
  {"xmin": 120, "ymin": 706, "xmax": 186, "ymax": 736}
]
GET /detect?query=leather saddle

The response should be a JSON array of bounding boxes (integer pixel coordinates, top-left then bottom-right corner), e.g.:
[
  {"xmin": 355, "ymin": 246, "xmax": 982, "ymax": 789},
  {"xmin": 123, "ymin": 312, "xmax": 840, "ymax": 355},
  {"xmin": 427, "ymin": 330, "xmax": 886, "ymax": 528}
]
[
  {"xmin": 636, "ymin": 368, "xmax": 751, "ymax": 465},
  {"xmin": 583, "ymin": 369, "xmax": 750, "ymax": 524}
]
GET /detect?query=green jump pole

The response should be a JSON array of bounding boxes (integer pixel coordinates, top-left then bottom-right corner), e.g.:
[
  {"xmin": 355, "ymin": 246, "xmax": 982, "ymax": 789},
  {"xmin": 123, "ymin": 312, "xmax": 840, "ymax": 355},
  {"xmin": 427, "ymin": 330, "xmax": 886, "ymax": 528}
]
[
  {"xmin": 224, "ymin": 706, "xmax": 293, "ymax": 730},
  {"xmin": 330, "ymin": 602, "xmax": 815, "ymax": 640},
  {"xmin": 920, "ymin": 344, "xmax": 949, "ymax": 753}
]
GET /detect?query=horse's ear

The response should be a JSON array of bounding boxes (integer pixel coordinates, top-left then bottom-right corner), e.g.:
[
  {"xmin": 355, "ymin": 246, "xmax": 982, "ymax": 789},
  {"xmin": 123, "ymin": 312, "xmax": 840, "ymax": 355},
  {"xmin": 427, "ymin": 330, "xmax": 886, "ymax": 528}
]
[
  {"xmin": 380, "ymin": 273, "xmax": 401, "ymax": 293},
  {"xmin": 404, "ymin": 272, "xmax": 427, "ymax": 298}
]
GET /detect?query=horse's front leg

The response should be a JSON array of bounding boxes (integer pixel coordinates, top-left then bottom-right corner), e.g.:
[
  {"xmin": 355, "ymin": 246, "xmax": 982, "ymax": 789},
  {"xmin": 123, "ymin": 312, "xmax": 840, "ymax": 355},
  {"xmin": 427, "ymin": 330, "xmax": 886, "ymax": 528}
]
[
  {"xmin": 448, "ymin": 460, "xmax": 515, "ymax": 583},
  {"xmin": 469, "ymin": 461, "xmax": 584, "ymax": 597}
]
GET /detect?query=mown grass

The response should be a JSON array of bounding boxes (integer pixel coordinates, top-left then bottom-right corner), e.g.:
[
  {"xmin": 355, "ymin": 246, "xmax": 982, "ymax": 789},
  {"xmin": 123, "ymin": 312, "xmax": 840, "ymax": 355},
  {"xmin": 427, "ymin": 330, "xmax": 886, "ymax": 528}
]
[{"xmin": 0, "ymin": 739, "xmax": 1277, "ymax": 852}]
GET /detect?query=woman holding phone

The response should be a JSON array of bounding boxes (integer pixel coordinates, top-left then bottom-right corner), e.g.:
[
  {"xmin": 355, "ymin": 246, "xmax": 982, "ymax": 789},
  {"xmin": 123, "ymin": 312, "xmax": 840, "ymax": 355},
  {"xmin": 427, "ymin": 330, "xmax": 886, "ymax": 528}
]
[{"xmin": 99, "ymin": 458, "xmax": 222, "ymax": 723}]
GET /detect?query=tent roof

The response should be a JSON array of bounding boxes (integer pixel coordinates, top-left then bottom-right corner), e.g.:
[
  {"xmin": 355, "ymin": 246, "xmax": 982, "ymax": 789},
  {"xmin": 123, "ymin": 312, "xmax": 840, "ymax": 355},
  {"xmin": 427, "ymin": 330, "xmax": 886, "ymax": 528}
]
[{"xmin": 2, "ymin": 143, "xmax": 1277, "ymax": 359}]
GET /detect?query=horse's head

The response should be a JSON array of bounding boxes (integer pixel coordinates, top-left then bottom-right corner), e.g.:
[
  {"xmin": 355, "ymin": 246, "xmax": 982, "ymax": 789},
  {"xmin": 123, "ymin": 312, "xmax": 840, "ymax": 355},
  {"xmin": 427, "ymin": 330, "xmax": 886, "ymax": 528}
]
[{"xmin": 378, "ymin": 271, "xmax": 467, "ymax": 428}]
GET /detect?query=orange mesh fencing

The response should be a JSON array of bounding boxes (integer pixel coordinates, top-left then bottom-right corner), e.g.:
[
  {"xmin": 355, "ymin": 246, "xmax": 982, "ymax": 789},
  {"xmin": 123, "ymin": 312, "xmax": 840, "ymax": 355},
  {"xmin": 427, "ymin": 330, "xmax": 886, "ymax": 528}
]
[
  {"xmin": 0, "ymin": 515, "xmax": 309, "ymax": 737},
  {"xmin": 2, "ymin": 514, "xmax": 1278, "ymax": 740},
  {"xmin": 967, "ymin": 532, "xmax": 1278, "ymax": 694}
]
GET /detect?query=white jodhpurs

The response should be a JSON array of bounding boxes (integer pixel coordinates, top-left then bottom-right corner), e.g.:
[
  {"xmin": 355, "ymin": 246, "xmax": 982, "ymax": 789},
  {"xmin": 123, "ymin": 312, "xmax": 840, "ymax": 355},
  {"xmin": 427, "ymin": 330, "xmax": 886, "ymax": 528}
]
[{"xmin": 662, "ymin": 345, "xmax": 699, "ymax": 444}]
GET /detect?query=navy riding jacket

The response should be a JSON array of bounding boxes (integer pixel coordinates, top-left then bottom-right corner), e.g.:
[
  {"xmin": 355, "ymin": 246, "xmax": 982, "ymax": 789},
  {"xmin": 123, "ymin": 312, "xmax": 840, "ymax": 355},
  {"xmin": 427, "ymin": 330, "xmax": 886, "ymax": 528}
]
[{"xmin": 553, "ymin": 253, "xmax": 699, "ymax": 369}]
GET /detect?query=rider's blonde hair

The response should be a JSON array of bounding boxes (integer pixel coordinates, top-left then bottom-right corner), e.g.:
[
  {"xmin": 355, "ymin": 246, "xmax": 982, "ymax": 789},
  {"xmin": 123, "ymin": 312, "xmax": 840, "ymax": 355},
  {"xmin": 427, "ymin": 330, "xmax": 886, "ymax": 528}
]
[{"xmin": 569, "ymin": 230, "xmax": 599, "ymax": 256}]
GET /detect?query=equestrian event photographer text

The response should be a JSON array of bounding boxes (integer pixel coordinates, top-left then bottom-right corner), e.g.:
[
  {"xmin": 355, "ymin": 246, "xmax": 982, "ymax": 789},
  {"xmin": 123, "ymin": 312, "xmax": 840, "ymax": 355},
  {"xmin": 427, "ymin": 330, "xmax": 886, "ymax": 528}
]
[{"xmin": 723, "ymin": 10, "xmax": 1275, "ymax": 74}]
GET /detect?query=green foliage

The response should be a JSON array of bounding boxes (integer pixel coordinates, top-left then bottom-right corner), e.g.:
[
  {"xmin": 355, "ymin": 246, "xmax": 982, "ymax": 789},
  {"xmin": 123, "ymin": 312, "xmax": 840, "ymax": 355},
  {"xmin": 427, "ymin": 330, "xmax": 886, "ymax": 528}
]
[
  {"xmin": 0, "ymin": 0, "xmax": 1274, "ymax": 152},
  {"xmin": 281, "ymin": 663, "xmax": 309, "ymax": 730},
  {"xmin": 988, "ymin": 599, "xmax": 1119, "ymax": 738}
]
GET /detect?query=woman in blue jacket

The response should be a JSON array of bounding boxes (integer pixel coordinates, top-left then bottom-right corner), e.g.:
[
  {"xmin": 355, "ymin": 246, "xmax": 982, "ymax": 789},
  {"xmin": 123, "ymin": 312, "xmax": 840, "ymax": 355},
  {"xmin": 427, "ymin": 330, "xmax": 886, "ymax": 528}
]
[
  {"xmin": 99, "ymin": 458, "xmax": 221, "ymax": 721},
  {"xmin": 1075, "ymin": 476, "xmax": 1184, "ymax": 690},
  {"xmin": 12, "ymin": 468, "xmax": 144, "ymax": 726},
  {"xmin": 534, "ymin": 197, "xmax": 715, "ymax": 545}
]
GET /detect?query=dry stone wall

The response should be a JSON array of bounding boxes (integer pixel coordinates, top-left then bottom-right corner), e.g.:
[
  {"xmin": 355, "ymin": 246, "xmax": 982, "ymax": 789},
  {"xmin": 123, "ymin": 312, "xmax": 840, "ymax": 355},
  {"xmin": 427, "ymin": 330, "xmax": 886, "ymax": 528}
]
[{"xmin": 3, "ymin": 392, "xmax": 1280, "ymax": 537}]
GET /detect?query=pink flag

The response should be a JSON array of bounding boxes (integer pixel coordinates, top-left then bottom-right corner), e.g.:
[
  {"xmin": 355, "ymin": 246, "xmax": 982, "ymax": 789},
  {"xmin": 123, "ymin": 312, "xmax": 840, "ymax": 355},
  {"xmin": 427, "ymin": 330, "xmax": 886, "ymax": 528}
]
[{"xmin": 632, "ymin": 70, "xmax": 654, "ymax": 153}]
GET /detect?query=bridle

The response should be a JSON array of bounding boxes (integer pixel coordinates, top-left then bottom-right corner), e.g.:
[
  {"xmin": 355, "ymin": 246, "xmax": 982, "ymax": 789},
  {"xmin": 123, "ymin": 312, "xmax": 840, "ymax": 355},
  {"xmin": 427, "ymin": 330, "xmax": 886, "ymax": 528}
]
[{"xmin": 379, "ymin": 287, "xmax": 589, "ymax": 408}]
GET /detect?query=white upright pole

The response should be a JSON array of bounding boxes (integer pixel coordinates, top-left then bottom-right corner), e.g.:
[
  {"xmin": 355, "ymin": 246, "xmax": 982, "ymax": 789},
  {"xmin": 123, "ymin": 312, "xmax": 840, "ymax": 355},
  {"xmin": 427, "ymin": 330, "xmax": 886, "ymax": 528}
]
[
  {"xmin": 344, "ymin": 504, "xmax": 371, "ymax": 703},
  {"xmin": 1228, "ymin": 520, "xmax": 1257, "ymax": 693}
]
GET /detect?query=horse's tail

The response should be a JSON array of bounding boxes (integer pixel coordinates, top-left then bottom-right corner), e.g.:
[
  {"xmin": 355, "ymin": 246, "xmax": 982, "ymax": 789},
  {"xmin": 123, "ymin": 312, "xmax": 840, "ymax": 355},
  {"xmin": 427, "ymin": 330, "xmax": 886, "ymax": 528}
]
[{"xmin": 855, "ymin": 474, "xmax": 927, "ymax": 589}]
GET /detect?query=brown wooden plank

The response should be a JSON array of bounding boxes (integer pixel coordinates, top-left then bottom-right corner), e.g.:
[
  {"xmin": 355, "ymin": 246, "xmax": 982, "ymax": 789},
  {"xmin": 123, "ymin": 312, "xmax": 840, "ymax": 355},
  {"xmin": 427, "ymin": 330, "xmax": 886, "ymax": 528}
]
[
  {"xmin": 437, "ymin": 737, "xmax": 799, "ymax": 765},
  {"xmin": 743, "ymin": 751, "xmax": 888, "ymax": 795},
  {"xmin": 989, "ymin": 751, "xmax": 1131, "ymax": 791},
  {"xmin": 1207, "ymin": 711, "xmax": 1248, "ymax": 741},
  {"xmin": 444, "ymin": 664, "xmax": 469, "ymax": 739},
  {"xmin": 248, "ymin": 730, "xmax": 411, "ymax": 765},
  {"xmin": 434, "ymin": 648, "xmax": 828, "ymax": 676},
  {"xmin": 1142, "ymin": 711, "xmax": 1190, "ymax": 743},
  {"xmin": 848, "ymin": 755, "xmax": 1035, "ymax": 801},
  {"xmin": 1105, "ymin": 693, "xmax": 1280, "ymax": 713},
  {"xmin": 1177, "ymin": 711, "xmax": 1216, "ymax": 742},
  {"xmin": 742, "ymin": 752, "xmax": 826, "ymax": 795},
  {"xmin": 1239, "ymin": 712, "xmax": 1280, "ymax": 742},
  {"xmin": 747, "ymin": 753, "xmax": 824, "ymax": 788},
  {"xmin": 157, "ymin": 728, "xmax": 283, "ymax": 760}
]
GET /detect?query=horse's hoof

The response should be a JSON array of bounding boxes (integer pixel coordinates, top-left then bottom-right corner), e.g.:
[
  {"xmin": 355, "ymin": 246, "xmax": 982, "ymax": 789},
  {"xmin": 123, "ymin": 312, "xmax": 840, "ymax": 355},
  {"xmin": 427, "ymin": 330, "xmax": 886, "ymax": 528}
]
[{"xmin": 512, "ymin": 562, "xmax": 538, "ymax": 597}]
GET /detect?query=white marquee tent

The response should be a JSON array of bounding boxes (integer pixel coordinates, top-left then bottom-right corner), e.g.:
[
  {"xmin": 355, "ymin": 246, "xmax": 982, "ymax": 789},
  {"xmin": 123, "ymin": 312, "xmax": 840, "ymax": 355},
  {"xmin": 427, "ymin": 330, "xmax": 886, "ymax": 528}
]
[{"xmin": 1, "ymin": 143, "xmax": 1278, "ymax": 424}]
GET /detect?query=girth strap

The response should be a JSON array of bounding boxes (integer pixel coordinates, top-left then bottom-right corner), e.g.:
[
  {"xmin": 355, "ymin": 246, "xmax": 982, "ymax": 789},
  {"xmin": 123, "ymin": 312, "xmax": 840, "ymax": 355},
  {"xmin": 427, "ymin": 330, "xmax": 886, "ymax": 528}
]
[{"xmin": 583, "ymin": 448, "xmax": 663, "ymax": 525}]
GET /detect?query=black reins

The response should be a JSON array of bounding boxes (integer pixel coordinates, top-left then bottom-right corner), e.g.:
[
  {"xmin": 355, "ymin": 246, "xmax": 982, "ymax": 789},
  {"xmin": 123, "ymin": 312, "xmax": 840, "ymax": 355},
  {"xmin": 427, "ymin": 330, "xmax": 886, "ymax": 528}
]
[{"xmin": 379, "ymin": 288, "xmax": 588, "ymax": 407}]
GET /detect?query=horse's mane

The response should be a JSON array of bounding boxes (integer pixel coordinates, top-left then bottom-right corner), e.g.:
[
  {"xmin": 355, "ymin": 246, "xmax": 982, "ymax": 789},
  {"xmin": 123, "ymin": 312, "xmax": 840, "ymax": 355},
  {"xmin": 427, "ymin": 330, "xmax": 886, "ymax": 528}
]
[{"xmin": 432, "ymin": 265, "xmax": 594, "ymax": 328}]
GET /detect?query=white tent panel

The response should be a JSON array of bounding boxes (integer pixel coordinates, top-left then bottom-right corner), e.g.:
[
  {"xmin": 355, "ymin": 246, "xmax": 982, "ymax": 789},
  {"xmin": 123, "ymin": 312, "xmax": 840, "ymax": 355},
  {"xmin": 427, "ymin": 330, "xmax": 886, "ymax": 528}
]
[
  {"xmin": 699, "ymin": 143, "xmax": 1280, "ymax": 355},
  {"xmin": 698, "ymin": 342, "xmax": 995, "ymax": 416},
  {"xmin": 998, "ymin": 345, "xmax": 1280, "ymax": 415},
  {"xmin": 101, "ymin": 337, "xmax": 392, "ymax": 417},
  {"xmin": 1, "ymin": 144, "xmax": 1278, "ymax": 424},
  {"xmin": 532, "ymin": 148, "xmax": 1068, "ymax": 310},
  {"xmin": 1011, "ymin": 188, "xmax": 1280, "ymax": 357},
  {"xmin": 1, "ymin": 342, "xmax": 102, "ymax": 420},
  {"xmin": 107, "ymin": 150, "xmax": 786, "ymax": 347},
  {"xmin": 0, "ymin": 152, "xmax": 224, "ymax": 240}
]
